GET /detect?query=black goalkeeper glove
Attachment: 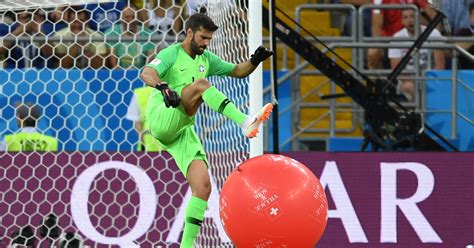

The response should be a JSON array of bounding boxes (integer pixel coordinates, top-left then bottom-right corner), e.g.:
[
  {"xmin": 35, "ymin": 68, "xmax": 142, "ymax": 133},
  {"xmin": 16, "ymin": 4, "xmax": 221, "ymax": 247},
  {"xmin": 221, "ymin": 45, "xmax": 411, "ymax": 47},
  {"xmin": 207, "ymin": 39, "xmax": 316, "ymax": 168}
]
[
  {"xmin": 250, "ymin": 46, "xmax": 274, "ymax": 66},
  {"xmin": 156, "ymin": 83, "xmax": 181, "ymax": 108}
]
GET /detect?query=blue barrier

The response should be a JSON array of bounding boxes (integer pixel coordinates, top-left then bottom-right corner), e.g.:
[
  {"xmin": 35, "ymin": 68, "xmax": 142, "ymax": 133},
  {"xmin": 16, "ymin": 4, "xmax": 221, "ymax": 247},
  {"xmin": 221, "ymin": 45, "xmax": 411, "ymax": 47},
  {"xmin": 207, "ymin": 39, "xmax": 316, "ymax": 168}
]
[
  {"xmin": 2, "ymin": 69, "xmax": 469, "ymax": 151},
  {"xmin": 328, "ymin": 70, "xmax": 473, "ymax": 151},
  {"xmin": 0, "ymin": 69, "xmax": 143, "ymax": 151},
  {"xmin": 425, "ymin": 70, "xmax": 474, "ymax": 151},
  {"xmin": 0, "ymin": 69, "xmax": 250, "ymax": 152},
  {"xmin": 263, "ymin": 70, "xmax": 292, "ymax": 151}
]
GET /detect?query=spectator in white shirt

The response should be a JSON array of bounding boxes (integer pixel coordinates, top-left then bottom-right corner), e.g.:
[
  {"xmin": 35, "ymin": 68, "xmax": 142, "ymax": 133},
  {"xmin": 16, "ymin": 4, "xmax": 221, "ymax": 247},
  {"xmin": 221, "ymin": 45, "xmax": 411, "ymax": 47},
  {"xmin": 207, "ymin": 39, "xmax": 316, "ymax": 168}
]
[{"xmin": 388, "ymin": 8, "xmax": 445, "ymax": 101}]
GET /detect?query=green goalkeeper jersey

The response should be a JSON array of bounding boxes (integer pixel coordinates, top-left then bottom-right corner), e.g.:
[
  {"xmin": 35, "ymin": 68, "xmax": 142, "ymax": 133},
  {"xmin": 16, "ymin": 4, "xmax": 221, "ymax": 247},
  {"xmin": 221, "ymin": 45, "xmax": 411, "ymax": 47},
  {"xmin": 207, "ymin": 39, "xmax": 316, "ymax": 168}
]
[
  {"xmin": 146, "ymin": 43, "xmax": 236, "ymax": 108},
  {"xmin": 145, "ymin": 43, "xmax": 237, "ymax": 175}
]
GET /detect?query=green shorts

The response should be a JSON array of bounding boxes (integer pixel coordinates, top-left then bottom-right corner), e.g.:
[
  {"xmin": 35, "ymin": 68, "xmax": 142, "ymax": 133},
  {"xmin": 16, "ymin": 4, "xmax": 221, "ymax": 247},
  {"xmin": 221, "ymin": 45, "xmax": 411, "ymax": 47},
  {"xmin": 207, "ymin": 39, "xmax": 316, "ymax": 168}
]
[{"xmin": 147, "ymin": 99, "xmax": 207, "ymax": 177}]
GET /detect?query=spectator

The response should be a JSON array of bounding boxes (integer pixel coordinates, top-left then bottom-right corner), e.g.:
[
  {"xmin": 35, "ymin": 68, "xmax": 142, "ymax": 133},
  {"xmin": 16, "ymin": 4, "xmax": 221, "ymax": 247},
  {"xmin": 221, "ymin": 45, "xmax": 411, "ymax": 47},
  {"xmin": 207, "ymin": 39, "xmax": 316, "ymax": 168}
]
[
  {"xmin": 455, "ymin": 2, "xmax": 474, "ymax": 69},
  {"xmin": 41, "ymin": 7, "xmax": 69, "ymax": 67},
  {"xmin": 146, "ymin": 0, "xmax": 183, "ymax": 36},
  {"xmin": 42, "ymin": 6, "xmax": 69, "ymax": 35},
  {"xmin": 185, "ymin": 0, "xmax": 208, "ymax": 16},
  {"xmin": 130, "ymin": 0, "xmax": 149, "ymax": 25},
  {"xmin": 52, "ymin": 7, "xmax": 107, "ymax": 68},
  {"xmin": 388, "ymin": 8, "xmax": 445, "ymax": 101},
  {"xmin": 0, "ymin": 9, "xmax": 53, "ymax": 68},
  {"xmin": 186, "ymin": 0, "xmax": 247, "ymax": 39},
  {"xmin": 125, "ymin": 86, "xmax": 163, "ymax": 151},
  {"xmin": 0, "ymin": 103, "xmax": 58, "ymax": 152},
  {"xmin": 441, "ymin": 0, "xmax": 474, "ymax": 35},
  {"xmin": 368, "ymin": 0, "xmax": 437, "ymax": 69},
  {"xmin": 0, "ymin": 11, "xmax": 15, "ymax": 36},
  {"xmin": 184, "ymin": 0, "xmax": 243, "ymax": 17},
  {"xmin": 86, "ymin": 0, "xmax": 127, "ymax": 32},
  {"xmin": 105, "ymin": 6, "xmax": 155, "ymax": 69},
  {"xmin": 0, "ymin": 11, "xmax": 15, "ymax": 67},
  {"xmin": 340, "ymin": 0, "xmax": 372, "ymax": 37}
]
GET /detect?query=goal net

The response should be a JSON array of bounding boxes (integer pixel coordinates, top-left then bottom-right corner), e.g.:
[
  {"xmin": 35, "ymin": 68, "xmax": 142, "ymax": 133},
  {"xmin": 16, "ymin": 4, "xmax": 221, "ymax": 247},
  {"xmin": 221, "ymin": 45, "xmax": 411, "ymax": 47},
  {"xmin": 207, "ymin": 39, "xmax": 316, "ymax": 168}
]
[{"xmin": 0, "ymin": 0, "xmax": 256, "ymax": 247}]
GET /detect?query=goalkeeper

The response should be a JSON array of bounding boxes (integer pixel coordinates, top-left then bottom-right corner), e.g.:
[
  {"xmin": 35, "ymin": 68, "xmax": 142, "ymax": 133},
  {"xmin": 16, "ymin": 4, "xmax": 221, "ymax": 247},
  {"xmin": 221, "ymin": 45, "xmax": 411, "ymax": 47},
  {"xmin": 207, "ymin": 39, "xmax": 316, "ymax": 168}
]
[{"xmin": 140, "ymin": 13, "xmax": 273, "ymax": 248}]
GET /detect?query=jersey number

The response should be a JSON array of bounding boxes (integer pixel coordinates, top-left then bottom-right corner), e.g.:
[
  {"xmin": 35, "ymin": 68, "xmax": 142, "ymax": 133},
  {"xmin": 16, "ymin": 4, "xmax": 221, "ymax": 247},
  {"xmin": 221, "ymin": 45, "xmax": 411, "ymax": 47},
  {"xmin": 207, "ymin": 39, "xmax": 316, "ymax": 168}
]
[{"xmin": 20, "ymin": 139, "xmax": 49, "ymax": 151}]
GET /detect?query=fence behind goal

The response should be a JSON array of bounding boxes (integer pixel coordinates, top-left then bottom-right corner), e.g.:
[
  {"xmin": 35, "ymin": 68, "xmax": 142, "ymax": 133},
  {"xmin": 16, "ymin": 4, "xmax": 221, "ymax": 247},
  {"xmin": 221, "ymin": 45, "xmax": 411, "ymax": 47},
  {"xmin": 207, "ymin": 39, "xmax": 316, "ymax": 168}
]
[{"xmin": 0, "ymin": 0, "xmax": 253, "ymax": 246}]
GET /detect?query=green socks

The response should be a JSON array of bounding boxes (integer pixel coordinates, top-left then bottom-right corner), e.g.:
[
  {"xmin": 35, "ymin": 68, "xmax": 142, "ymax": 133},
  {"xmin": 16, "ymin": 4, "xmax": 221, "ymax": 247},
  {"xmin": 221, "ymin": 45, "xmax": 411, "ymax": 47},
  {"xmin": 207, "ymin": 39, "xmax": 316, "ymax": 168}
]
[
  {"xmin": 202, "ymin": 86, "xmax": 247, "ymax": 125},
  {"xmin": 181, "ymin": 196, "xmax": 208, "ymax": 248}
]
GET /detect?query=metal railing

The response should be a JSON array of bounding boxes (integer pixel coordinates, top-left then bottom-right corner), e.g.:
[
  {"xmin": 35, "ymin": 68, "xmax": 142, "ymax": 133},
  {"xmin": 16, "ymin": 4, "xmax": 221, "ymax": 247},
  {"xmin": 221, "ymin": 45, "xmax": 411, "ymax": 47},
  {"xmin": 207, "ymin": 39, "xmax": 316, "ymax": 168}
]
[{"xmin": 272, "ymin": 3, "xmax": 474, "ymax": 150}]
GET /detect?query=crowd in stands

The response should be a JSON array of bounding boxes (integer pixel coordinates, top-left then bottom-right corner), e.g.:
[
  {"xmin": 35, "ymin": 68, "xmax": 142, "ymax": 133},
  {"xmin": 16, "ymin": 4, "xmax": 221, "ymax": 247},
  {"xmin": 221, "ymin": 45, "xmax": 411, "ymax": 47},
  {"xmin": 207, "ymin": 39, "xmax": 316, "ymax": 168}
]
[
  {"xmin": 332, "ymin": 0, "xmax": 474, "ymax": 101},
  {"xmin": 368, "ymin": 0, "xmax": 474, "ymax": 70},
  {"xmin": 0, "ymin": 0, "xmax": 472, "ymax": 71},
  {"xmin": 0, "ymin": 0, "xmax": 209, "ymax": 70}
]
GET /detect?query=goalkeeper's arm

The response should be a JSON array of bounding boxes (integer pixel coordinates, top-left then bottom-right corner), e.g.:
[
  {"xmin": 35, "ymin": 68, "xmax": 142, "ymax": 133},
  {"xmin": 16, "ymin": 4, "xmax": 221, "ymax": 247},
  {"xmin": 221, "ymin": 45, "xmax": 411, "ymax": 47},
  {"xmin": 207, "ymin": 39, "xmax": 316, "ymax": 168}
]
[
  {"xmin": 140, "ymin": 67, "xmax": 181, "ymax": 108},
  {"xmin": 229, "ymin": 46, "xmax": 273, "ymax": 78},
  {"xmin": 141, "ymin": 66, "xmax": 163, "ymax": 88}
]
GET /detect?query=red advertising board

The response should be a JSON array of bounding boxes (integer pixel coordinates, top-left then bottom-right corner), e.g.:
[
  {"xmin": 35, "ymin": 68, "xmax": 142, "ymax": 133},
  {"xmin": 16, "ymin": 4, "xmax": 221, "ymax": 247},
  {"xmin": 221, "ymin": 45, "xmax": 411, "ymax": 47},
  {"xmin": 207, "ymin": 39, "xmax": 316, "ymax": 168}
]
[{"xmin": 1, "ymin": 152, "xmax": 473, "ymax": 247}]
